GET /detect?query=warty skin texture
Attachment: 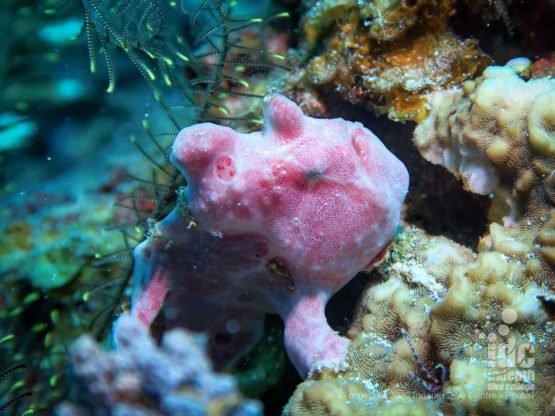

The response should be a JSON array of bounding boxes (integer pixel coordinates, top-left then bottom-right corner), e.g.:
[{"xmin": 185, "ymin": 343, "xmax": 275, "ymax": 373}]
[{"xmin": 131, "ymin": 94, "xmax": 409, "ymax": 377}]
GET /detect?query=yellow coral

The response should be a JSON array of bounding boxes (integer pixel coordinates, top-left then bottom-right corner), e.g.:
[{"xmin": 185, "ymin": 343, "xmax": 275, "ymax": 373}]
[
  {"xmin": 285, "ymin": 226, "xmax": 474, "ymax": 415},
  {"xmin": 414, "ymin": 61, "xmax": 555, "ymax": 278},
  {"xmin": 528, "ymin": 89, "xmax": 555, "ymax": 157},
  {"xmin": 285, "ymin": 377, "xmax": 438, "ymax": 416},
  {"xmin": 445, "ymin": 360, "xmax": 488, "ymax": 411},
  {"xmin": 295, "ymin": 0, "xmax": 490, "ymax": 121},
  {"xmin": 287, "ymin": 222, "xmax": 555, "ymax": 414},
  {"xmin": 430, "ymin": 251, "xmax": 554, "ymax": 415},
  {"xmin": 286, "ymin": 380, "xmax": 354, "ymax": 416}
]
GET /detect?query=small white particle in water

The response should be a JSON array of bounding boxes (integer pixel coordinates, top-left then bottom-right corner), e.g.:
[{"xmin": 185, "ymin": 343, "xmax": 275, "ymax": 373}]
[{"xmin": 209, "ymin": 230, "xmax": 224, "ymax": 238}]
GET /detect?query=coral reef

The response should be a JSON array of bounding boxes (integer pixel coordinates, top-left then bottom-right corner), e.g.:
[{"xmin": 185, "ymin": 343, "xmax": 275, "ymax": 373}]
[
  {"xmin": 0, "ymin": 1, "xmax": 293, "ymax": 413},
  {"xmin": 0, "ymin": 184, "xmax": 126, "ymax": 290},
  {"xmin": 3, "ymin": 0, "xmax": 555, "ymax": 414},
  {"xmin": 285, "ymin": 225, "xmax": 471, "ymax": 414},
  {"xmin": 286, "ymin": 59, "xmax": 555, "ymax": 415},
  {"xmin": 131, "ymin": 93, "xmax": 408, "ymax": 377},
  {"xmin": 285, "ymin": 225, "xmax": 555, "ymax": 415},
  {"xmin": 55, "ymin": 314, "xmax": 261, "ymax": 416},
  {"xmin": 414, "ymin": 60, "xmax": 555, "ymax": 276},
  {"xmin": 292, "ymin": 0, "xmax": 491, "ymax": 121},
  {"xmin": 430, "ymin": 251, "xmax": 554, "ymax": 414},
  {"xmin": 0, "ymin": 132, "xmax": 155, "ymax": 413}
]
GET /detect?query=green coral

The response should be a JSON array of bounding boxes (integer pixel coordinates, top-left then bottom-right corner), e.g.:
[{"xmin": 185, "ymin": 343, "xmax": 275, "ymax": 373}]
[{"xmin": 0, "ymin": 197, "xmax": 124, "ymax": 289}]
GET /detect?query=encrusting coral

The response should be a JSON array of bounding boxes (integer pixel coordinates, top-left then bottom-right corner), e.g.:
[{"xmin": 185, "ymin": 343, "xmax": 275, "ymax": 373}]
[
  {"xmin": 414, "ymin": 59, "xmax": 555, "ymax": 279},
  {"xmin": 285, "ymin": 225, "xmax": 555, "ymax": 415},
  {"xmin": 0, "ymin": 185, "xmax": 125, "ymax": 290},
  {"xmin": 285, "ymin": 225, "xmax": 472, "ymax": 415},
  {"xmin": 55, "ymin": 314, "xmax": 261, "ymax": 416},
  {"xmin": 293, "ymin": 0, "xmax": 491, "ymax": 121},
  {"xmin": 286, "ymin": 59, "xmax": 555, "ymax": 416},
  {"xmin": 430, "ymin": 251, "xmax": 554, "ymax": 415},
  {"xmin": 130, "ymin": 93, "xmax": 409, "ymax": 378}
]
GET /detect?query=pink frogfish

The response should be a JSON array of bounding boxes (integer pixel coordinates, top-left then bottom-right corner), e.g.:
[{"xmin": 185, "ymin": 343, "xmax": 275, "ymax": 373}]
[{"xmin": 131, "ymin": 94, "xmax": 409, "ymax": 377}]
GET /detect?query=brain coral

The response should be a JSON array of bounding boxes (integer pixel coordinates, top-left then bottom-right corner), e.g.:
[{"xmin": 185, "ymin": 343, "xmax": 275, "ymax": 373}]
[
  {"xmin": 285, "ymin": 226, "xmax": 555, "ymax": 415},
  {"xmin": 285, "ymin": 226, "xmax": 473, "ymax": 415},
  {"xmin": 131, "ymin": 94, "xmax": 408, "ymax": 377}
]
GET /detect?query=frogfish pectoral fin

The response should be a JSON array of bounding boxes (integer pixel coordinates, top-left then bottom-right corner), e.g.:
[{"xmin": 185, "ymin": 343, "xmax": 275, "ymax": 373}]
[{"xmin": 132, "ymin": 268, "xmax": 169, "ymax": 327}]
